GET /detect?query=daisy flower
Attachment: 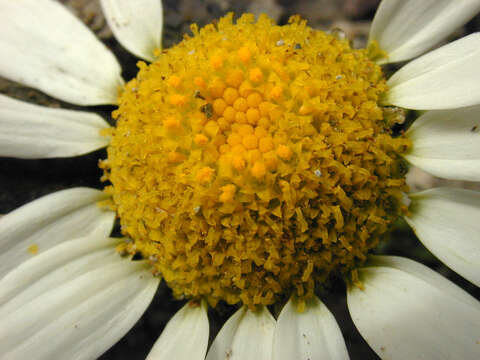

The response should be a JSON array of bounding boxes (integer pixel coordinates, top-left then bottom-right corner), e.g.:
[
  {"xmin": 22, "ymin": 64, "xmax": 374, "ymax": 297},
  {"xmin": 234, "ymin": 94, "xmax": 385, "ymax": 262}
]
[{"xmin": 0, "ymin": 0, "xmax": 479, "ymax": 359}]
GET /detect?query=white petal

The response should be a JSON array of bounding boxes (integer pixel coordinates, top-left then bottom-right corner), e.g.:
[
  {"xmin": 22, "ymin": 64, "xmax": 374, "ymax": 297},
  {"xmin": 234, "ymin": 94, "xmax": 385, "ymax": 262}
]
[
  {"xmin": 0, "ymin": 0, "xmax": 123, "ymax": 106},
  {"xmin": 100, "ymin": 0, "xmax": 163, "ymax": 61},
  {"xmin": 0, "ymin": 187, "xmax": 115, "ymax": 279},
  {"xmin": 206, "ymin": 306, "xmax": 275, "ymax": 360},
  {"xmin": 0, "ymin": 94, "xmax": 110, "ymax": 159},
  {"xmin": 369, "ymin": 0, "xmax": 480, "ymax": 63},
  {"xmin": 0, "ymin": 229, "xmax": 120, "ymax": 314},
  {"xmin": 385, "ymin": 33, "xmax": 480, "ymax": 110},
  {"xmin": 147, "ymin": 301, "xmax": 209, "ymax": 360},
  {"xmin": 405, "ymin": 188, "xmax": 480, "ymax": 287},
  {"xmin": 273, "ymin": 296, "xmax": 349, "ymax": 360},
  {"xmin": 0, "ymin": 233, "xmax": 159, "ymax": 360},
  {"xmin": 405, "ymin": 105, "xmax": 480, "ymax": 181},
  {"xmin": 347, "ymin": 255, "xmax": 480, "ymax": 360}
]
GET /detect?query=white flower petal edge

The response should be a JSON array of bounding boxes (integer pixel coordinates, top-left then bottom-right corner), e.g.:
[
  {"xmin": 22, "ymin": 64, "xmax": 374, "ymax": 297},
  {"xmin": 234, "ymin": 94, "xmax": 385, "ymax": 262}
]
[
  {"xmin": 273, "ymin": 296, "xmax": 349, "ymax": 360},
  {"xmin": 0, "ymin": 229, "xmax": 121, "ymax": 315},
  {"xmin": 0, "ymin": 94, "xmax": 111, "ymax": 159},
  {"xmin": 0, "ymin": 233, "xmax": 159, "ymax": 360},
  {"xmin": 206, "ymin": 306, "xmax": 275, "ymax": 360},
  {"xmin": 147, "ymin": 301, "xmax": 209, "ymax": 360},
  {"xmin": 347, "ymin": 255, "xmax": 480, "ymax": 360},
  {"xmin": 384, "ymin": 33, "xmax": 480, "ymax": 110},
  {"xmin": 0, "ymin": 187, "xmax": 115, "ymax": 279},
  {"xmin": 405, "ymin": 188, "xmax": 480, "ymax": 287},
  {"xmin": 405, "ymin": 105, "xmax": 480, "ymax": 181},
  {"xmin": 101, "ymin": 0, "xmax": 163, "ymax": 62},
  {"xmin": 369, "ymin": 0, "xmax": 480, "ymax": 64},
  {"xmin": 0, "ymin": 0, "xmax": 124, "ymax": 106}
]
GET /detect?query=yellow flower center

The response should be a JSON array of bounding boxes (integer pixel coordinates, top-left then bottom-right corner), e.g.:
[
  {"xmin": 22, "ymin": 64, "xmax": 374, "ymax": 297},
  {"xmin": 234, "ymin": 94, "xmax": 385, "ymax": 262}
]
[{"xmin": 101, "ymin": 14, "xmax": 411, "ymax": 307}]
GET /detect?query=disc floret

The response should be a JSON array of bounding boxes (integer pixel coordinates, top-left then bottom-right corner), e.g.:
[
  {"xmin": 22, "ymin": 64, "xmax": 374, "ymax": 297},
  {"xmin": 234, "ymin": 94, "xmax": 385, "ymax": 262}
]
[{"xmin": 102, "ymin": 13, "xmax": 410, "ymax": 307}]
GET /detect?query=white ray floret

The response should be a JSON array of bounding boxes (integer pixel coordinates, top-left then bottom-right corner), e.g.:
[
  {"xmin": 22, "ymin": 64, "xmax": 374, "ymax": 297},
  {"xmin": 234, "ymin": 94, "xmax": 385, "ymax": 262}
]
[
  {"xmin": 370, "ymin": 0, "xmax": 480, "ymax": 64},
  {"xmin": 0, "ymin": 229, "xmax": 121, "ymax": 315},
  {"xmin": 0, "ymin": 235, "xmax": 159, "ymax": 360},
  {"xmin": 147, "ymin": 301, "xmax": 209, "ymax": 360},
  {"xmin": 273, "ymin": 296, "xmax": 349, "ymax": 360},
  {"xmin": 0, "ymin": 0, "xmax": 124, "ymax": 106},
  {"xmin": 347, "ymin": 256, "xmax": 480, "ymax": 360},
  {"xmin": 384, "ymin": 33, "xmax": 480, "ymax": 110},
  {"xmin": 0, "ymin": 94, "xmax": 111, "ymax": 159},
  {"xmin": 0, "ymin": 187, "xmax": 114, "ymax": 279},
  {"xmin": 405, "ymin": 105, "xmax": 480, "ymax": 181},
  {"xmin": 405, "ymin": 188, "xmax": 480, "ymax": 287},
  {"xmin": 101, "ymin": 0, "xmax": 163, "ymax": 62},
  {"xmin": 206, "ymin": 306, "xmax": 275, "ymax": 360}
]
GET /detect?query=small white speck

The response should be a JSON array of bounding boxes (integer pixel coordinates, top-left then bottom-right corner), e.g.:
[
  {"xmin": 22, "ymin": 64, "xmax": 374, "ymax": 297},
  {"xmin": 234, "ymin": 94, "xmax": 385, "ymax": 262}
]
[
  {"xmin": 194, "ymin": 206, "xmax": 201, "ymax": 214},
  {"xmin": 401, "ymin": 192, "xmax": 411, "ymax": 207},
  {"xmin": 276, "ymin": 39, "xmax": 285, "ymax": 46},
  {"xmin": 335, "ymin": 75, "xmax": 343, "ymax": 80},
  {"xmin": 314, "ymin": 169, "xmax": 322, "ymax": 177},
  {"xmin": 188, "ymin": 49, "xmax": 195, "ymax": 55},
  {"xmin": 329, "ymin": 28, "xmax": 346, "ymax": 40}
]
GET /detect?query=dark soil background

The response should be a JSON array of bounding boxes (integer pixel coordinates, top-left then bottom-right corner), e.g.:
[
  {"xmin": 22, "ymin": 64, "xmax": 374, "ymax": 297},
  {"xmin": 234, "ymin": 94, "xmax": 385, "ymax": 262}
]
[{"xmin": 1, "ymin": 1, "xmax": 479, "ymax": 359}]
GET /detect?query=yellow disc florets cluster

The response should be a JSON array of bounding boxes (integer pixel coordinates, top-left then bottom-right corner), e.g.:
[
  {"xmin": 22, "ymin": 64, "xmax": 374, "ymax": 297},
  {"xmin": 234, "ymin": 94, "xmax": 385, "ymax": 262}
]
[{"xmin": 101, "ymin": 14, "xmax": 410, "ymax": 307}]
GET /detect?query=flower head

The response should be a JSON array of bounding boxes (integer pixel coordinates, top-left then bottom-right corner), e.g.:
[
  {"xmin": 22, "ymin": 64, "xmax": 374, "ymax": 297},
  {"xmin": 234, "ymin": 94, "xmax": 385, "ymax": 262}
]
[
  {"xmin": 0, "ymin": 1, "xmax": 480, "ymax": 359},
  {"xmin": 102, "ymin": 13, "xmax": 411, "ymax": 308}
]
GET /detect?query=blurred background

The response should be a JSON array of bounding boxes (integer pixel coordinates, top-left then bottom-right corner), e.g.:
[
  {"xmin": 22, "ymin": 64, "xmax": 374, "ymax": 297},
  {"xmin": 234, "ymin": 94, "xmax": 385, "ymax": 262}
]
[{"xmin": 1, "ymin": 1, "xmax": 479, "ymax": 359}]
